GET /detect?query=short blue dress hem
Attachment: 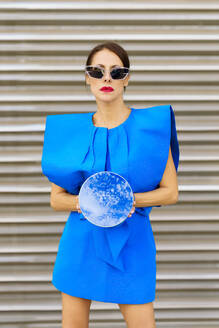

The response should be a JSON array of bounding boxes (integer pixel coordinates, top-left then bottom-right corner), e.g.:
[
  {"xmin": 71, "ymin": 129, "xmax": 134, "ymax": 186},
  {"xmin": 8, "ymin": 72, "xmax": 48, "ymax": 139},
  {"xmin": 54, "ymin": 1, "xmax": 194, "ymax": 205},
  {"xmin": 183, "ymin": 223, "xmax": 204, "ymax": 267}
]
[{"xmin": 52, "ymin": 273, "xmax": 156, "ymax": 304}]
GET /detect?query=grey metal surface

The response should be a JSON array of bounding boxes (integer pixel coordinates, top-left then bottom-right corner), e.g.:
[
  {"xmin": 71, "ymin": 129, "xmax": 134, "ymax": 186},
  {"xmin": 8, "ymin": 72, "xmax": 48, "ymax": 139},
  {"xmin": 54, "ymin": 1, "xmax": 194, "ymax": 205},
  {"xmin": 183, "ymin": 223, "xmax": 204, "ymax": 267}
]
[{"xmin": 0, "ymin": 0, "xmax": 219, "ymax": 327}]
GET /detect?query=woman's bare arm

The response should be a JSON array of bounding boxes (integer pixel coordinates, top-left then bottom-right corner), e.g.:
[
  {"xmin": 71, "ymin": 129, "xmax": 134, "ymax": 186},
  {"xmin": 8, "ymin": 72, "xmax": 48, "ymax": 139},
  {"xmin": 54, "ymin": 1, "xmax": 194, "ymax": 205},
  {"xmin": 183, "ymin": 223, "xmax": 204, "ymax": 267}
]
[
  {"xmin": 50, "ymin": 183, "xmax": 80, "ymax": 212},
  {"xmin": 134, "ymin": 146, "xmax": 179, "ymax": 207}
]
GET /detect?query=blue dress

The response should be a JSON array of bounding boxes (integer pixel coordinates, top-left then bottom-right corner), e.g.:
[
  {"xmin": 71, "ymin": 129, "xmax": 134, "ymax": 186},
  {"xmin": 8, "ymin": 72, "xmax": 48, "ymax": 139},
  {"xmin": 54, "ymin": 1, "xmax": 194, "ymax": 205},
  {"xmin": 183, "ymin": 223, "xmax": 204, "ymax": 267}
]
[{"xmin": 41, "ymin": 104, "xmax": 180, "ymax": 304}]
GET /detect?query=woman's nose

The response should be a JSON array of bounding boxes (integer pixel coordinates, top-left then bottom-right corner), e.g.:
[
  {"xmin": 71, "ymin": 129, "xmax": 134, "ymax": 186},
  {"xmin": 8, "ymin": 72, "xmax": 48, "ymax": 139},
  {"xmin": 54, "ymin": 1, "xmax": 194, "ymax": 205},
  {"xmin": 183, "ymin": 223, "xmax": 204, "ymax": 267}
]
[{"xmin": 103, "ymin": 70, "xmax": 112, "ymax": 81}]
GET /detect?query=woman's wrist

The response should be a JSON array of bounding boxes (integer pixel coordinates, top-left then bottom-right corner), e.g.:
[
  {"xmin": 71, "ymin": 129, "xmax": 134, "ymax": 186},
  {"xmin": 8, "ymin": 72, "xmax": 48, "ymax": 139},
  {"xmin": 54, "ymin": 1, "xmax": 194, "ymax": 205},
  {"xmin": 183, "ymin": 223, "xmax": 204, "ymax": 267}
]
[
  {"xmin": 75, "ymin": 195, "xmax": 81, "ymax": 213},
  {"xmin": 133, "ymin": 193, "xmax": 136, "ymax": 206}
]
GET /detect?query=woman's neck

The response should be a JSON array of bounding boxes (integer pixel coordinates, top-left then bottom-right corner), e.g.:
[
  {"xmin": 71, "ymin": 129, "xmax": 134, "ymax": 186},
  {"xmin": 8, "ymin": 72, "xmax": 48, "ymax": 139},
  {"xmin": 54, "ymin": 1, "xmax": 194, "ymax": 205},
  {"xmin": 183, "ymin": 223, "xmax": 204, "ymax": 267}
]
[{"xmin": 93, "ymin": 106, "xmax": 131, "ymax": 128}]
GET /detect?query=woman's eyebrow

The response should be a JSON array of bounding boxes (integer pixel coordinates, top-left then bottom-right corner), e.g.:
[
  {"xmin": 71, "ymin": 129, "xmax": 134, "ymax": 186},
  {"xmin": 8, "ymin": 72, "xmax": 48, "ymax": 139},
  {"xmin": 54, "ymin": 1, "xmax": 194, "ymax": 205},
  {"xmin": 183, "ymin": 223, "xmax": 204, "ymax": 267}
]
[{"xmin": 96, "ymin": 64, "xmax": 119, "ymax": 67}]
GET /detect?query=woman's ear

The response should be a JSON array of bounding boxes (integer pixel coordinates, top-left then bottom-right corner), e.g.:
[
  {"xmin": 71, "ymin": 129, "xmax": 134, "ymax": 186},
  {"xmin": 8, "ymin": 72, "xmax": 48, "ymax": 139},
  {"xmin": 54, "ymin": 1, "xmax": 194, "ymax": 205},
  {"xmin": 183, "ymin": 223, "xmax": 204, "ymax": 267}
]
[
  {"xmin": 85, "ymin": 75, "xmax": 90, "ymax": 86},
  {"xmin": 124, "ymin": 74, "xmax": 130, "ymax": 87}
]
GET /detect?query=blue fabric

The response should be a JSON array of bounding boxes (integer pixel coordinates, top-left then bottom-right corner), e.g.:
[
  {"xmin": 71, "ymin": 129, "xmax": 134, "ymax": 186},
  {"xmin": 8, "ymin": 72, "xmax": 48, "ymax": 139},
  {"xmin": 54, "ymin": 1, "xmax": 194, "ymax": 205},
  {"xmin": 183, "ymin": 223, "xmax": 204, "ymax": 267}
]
[{"xmin": 41, "ymin": 104, "xmax": 180, "ymax": 304}]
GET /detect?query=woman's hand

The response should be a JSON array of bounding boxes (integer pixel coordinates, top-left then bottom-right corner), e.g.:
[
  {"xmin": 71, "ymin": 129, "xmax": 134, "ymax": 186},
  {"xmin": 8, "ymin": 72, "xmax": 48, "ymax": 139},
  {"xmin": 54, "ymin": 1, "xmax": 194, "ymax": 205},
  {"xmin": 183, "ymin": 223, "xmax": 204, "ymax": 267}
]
[{"xmin": 127, "ymin": 198, "xmax": 136, "ymax": 218}]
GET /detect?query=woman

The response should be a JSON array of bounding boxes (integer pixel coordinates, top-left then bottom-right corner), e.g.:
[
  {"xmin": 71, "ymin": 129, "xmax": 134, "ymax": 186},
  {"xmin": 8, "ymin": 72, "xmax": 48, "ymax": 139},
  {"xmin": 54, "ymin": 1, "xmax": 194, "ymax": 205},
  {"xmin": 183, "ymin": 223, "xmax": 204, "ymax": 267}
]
[{"xmin": 41, "ymin": 42, "xmax": 180, "ymax": 328}]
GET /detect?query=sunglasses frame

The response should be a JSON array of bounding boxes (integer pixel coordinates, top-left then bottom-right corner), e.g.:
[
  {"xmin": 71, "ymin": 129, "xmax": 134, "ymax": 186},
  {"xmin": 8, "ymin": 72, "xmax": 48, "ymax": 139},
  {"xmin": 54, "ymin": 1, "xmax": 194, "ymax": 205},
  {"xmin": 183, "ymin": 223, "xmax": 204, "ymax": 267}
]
[{"xmin": 85, "ymin": 65, "xmax": 130, "ymax": 80}]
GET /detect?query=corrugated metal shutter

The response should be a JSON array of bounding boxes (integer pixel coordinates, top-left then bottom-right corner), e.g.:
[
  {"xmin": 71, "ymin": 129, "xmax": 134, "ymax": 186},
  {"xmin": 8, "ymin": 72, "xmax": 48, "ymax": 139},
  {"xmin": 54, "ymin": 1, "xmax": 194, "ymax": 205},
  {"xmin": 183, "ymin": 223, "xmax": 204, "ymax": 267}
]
[{"xmin": 1, "ymin": 1, "xmax": 219, "ymax": 327}]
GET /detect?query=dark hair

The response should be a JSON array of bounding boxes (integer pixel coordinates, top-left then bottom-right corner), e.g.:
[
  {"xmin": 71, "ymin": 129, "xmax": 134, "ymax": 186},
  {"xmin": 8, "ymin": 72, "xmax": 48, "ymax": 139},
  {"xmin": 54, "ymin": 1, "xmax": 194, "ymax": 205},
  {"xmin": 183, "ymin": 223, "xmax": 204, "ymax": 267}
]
[{"xmin": 85, "ymin": 41, "xmax": 130, "ymax": 92}]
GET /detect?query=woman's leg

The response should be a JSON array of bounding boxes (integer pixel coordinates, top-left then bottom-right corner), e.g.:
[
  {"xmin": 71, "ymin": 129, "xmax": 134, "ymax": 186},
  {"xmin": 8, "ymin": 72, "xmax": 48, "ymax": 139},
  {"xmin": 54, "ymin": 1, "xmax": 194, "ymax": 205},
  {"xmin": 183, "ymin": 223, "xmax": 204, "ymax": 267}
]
[
  {"xmin": 62, "ymin": 292, "xmax": 92, "ymax": 328},
  {"xmin": 118, "ymin": 301, "xmax": 156, "ymax": 328}
]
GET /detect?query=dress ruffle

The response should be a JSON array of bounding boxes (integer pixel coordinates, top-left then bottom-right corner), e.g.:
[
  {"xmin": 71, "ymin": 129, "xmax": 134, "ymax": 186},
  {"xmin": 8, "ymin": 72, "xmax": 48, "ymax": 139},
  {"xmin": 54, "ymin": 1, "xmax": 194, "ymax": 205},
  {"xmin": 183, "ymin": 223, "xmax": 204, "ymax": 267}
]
[{"xmin": 79, "ymin": 125, "xmax": 133, "ymax": 272}]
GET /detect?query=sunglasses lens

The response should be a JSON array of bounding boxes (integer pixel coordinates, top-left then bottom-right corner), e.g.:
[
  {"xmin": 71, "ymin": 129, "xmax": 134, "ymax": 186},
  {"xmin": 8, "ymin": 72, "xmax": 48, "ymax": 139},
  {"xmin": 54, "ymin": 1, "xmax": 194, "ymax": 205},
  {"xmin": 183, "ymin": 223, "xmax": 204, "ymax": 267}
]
[
  {"xmin": 111, "ymin": 68, "xmax": 129, "ymax": 79},
  {"xmin": 86, "ymin": 66, "xmax": 103, "ymax": 79}
]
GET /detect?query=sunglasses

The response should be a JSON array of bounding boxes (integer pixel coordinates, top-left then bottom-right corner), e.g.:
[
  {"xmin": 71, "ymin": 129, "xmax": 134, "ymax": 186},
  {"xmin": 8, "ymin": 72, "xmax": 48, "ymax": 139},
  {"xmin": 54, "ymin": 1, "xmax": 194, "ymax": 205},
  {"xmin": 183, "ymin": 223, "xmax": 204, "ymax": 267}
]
[{"xmin": 85, "ymin": 65, "xmax": 129, "ymax": 80}]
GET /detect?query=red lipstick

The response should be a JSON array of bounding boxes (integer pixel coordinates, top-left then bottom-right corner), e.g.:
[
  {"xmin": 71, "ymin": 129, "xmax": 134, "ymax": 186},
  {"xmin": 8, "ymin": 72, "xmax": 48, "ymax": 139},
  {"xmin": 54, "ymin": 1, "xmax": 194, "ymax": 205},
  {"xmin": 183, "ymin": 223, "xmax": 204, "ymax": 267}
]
[{"xmin": 100, "ymin": 86, "xmax": 114, "ymax": 92}]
